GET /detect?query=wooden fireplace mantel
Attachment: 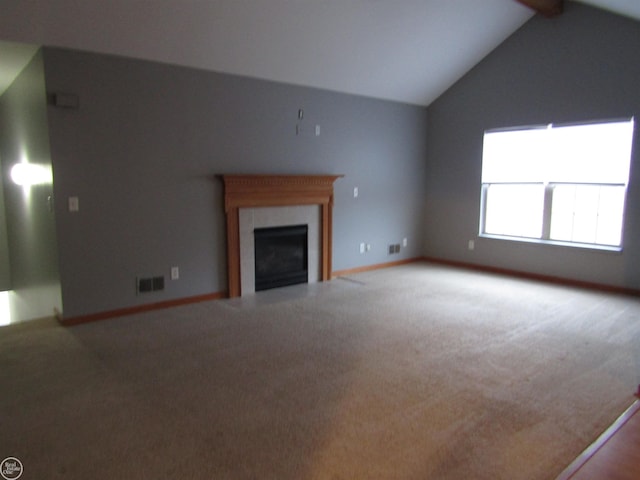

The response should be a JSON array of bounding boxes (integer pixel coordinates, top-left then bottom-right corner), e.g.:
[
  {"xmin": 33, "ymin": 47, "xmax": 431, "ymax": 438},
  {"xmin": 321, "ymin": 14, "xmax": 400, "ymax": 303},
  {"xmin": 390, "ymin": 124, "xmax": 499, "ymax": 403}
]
[{"xmin": 221, "ymin": 174, "xmax": 343, "ymax": 298}]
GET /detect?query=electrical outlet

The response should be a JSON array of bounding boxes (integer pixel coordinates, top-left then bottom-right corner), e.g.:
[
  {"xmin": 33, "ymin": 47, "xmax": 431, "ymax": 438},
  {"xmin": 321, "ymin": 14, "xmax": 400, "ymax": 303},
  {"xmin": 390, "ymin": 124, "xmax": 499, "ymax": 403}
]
[
  {"xmin": 171, "ymin": 266, "xmax": 179, "ymax": 280},
  {"xmin": 468, "ymin": 240, "xmax": 475, "ymax": 251},
  {"xmin": 403, "ymin": 238, "xmax": 408, "ymax": 247},
  {"xmin": 360, "ymin": 243, "xmax": 365, "ymax": 254}
]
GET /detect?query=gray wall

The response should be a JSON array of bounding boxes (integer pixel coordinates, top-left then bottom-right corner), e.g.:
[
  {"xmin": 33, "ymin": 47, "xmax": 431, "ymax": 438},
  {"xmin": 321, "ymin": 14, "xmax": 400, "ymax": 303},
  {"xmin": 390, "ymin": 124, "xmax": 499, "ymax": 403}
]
[
  {"xmin": 43, "ymin": 48, "xmax": 428, "ymax": 318},
  {"xmin": 0, "ymin": 50, "xmax": 62, "ymax": 320},
  {"xmin": 424, "ymin": 3, "xmax": 640, "ymax": 289},
  {"xmin": 0, "ymin": 158, "xmax": 10, "ymax": 291}
]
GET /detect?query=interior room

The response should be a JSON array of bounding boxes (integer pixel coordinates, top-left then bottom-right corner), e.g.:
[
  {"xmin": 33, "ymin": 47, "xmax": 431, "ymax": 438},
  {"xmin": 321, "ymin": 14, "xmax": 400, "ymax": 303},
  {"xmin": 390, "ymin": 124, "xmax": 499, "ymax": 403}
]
[{"xmin": 1, "ymin": 0, "xmax": 639, "ymax": 478}]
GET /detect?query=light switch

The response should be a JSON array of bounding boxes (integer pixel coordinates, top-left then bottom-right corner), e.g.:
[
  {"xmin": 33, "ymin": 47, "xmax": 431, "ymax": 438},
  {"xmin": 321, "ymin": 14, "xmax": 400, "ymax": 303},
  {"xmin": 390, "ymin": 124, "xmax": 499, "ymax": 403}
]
[{"xmin": 68, "ymin": 196, "xmax": 79, "ymax": 212}]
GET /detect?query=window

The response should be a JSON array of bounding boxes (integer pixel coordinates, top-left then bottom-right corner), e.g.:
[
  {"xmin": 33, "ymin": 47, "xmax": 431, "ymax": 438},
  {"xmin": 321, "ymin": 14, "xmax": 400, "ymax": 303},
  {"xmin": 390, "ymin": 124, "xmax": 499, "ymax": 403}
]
[{"xmin": 480, "ymin": 119, "xmax": 634, "ymax": 249}]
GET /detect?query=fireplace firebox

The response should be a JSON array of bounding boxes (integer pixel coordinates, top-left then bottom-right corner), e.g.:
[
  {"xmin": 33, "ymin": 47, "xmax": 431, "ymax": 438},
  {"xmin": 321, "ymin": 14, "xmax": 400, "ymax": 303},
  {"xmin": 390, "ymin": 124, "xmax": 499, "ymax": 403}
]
[{"xmin": 254, "ymin": 225, "xmax": 308, "ymax": 291}]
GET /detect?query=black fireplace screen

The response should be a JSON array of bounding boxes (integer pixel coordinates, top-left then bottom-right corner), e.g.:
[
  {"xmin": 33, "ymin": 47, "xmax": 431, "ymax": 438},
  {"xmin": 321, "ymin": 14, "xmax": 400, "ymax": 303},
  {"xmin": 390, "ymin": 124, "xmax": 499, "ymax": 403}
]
[{"xmin": 254, "ymin": 224, "xmax": 308, "ymax": 291}]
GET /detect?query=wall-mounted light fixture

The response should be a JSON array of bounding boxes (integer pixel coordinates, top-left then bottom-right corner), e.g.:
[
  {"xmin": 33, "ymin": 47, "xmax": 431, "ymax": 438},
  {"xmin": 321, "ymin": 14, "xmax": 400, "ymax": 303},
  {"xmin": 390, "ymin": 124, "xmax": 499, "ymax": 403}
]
[{"xmin": 10, "ymin": 163, "xmax": 52, "ymax": 186}]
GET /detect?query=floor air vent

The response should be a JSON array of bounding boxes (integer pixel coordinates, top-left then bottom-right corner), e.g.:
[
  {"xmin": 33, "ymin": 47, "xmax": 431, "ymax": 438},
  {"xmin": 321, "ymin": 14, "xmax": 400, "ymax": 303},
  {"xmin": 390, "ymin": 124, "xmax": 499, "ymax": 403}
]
[{"xmin": 137, "ymin": 275, "xmax": 165, "ymax": 294}]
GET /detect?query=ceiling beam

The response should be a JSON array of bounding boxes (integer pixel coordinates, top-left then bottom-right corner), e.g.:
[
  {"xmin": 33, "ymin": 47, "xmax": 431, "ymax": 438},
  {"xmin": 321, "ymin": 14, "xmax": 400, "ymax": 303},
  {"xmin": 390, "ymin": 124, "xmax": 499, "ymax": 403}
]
[{"xmin": 515, "ymin": 0, "xmax": 564, "ymax": 18}]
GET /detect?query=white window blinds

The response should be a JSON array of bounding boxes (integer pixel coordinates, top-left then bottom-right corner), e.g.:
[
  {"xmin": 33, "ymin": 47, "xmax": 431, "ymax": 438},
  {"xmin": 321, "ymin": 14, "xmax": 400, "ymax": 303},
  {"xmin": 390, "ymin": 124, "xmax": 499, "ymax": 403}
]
[{"xmin": 482, "ymin": 119, "xmax": 634, "ymax": 185}]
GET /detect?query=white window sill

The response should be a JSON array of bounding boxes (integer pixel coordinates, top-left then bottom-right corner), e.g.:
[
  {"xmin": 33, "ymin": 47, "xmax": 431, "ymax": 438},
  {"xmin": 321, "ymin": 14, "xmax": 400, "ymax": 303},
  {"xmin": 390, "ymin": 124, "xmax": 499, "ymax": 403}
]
[{"xmin": 479, "ymin": 233, "xmax": 623, "ymax": 253}]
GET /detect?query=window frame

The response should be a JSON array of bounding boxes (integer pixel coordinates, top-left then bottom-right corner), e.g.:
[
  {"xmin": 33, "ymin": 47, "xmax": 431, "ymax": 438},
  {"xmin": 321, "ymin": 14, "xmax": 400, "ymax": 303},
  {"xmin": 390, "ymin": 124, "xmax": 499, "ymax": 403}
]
[
  {"xmin": 479, "ymin": 181, "xmax": 628, "ymax": 252},
  {"xmin": 478, "ymin": 118, "xmax": 634, "ymax": 252}
]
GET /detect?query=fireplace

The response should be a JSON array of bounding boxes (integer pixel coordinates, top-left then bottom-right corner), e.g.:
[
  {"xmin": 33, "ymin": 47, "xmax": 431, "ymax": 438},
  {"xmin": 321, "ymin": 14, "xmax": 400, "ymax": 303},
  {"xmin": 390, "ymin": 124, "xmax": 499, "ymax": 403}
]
[
  {"xmin": 221, "ymin": 174, "xmax": 343, "ymax": 298},
  {"xmin": 254, "ymin": 224, "xmax": 308, "ymax": 291}
]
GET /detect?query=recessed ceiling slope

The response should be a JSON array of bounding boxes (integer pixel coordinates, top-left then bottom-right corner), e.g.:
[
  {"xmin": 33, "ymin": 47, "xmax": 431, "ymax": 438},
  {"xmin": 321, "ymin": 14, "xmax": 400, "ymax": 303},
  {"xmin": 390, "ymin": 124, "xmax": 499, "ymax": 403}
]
[
  {"xmin": 576, "ymin": 0, "xmax": 640, "ymax": 21},
  {"xmin": 0, "ymin": 0, "xmax": 533, "ymax": 106},
  {"xmin": 0, "ymin": 41, "xmax": 39, "ymax": 96},
  {"xmin": 0, "ymin": 1, "xmax": 637, "ymax": 106}
]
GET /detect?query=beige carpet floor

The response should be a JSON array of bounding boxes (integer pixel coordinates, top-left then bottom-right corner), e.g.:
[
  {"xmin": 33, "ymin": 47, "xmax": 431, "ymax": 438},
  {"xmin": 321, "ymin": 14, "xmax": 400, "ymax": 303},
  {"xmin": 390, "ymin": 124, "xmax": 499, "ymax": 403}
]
[{"xmin": 1, "ymin": 262, "xmax": 639, "ymax": 479}]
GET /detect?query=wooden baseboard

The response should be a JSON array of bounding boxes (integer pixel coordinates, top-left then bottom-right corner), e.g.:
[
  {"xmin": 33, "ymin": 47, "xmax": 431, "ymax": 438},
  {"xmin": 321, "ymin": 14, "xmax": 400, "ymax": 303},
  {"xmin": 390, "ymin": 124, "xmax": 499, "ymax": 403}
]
[
  {"xmin": 58, "ymin": 255, "xmax": 639, "ymax": 326},
  {"xmin": 59, "ymin": 291, "xmax": 227, "ymax": 326},
  {"xmin": 555, "ymin": 400, "xmax": 640, "ymax": 480},
  {"xmin": 332, "ymin": 257, "xmax": 424, "ymax": 278},
  {"xmin": 423, "ymin": 257, "xmax": 640, "ymax": 297}
]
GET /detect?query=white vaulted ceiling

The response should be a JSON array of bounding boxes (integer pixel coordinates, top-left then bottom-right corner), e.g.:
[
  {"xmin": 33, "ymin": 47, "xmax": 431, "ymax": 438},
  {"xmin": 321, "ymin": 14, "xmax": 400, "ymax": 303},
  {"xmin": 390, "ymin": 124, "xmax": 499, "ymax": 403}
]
[{"xmin": 0, "ymin": 0, "xmax": 638, "ymax": 106}]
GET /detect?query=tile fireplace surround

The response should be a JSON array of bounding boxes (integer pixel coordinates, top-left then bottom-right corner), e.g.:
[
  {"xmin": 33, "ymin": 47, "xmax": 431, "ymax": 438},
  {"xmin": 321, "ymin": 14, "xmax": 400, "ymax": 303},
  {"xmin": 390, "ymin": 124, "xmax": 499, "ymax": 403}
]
[{"xmin": 221, "ymin": 174, "xmax": 343, "ymax": 298}]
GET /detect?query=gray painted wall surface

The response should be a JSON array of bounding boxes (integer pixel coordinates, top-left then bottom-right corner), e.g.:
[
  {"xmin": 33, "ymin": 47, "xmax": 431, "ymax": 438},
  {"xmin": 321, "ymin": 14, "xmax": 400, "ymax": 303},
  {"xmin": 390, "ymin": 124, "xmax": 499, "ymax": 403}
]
[
  {"xmin": 0, "ymin": 156, "xmax": 11, "ymax": 291},
  {"xmin": 43, "ymin": 48, "xmax": 428, "ymax": 318},
  {"xmin": 425, "ymin": 3, "xmax": 640, "ymax": 289},
  {"xmin": 0, "ymin": 50, "xmax": 62, "ymax": 319}
]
